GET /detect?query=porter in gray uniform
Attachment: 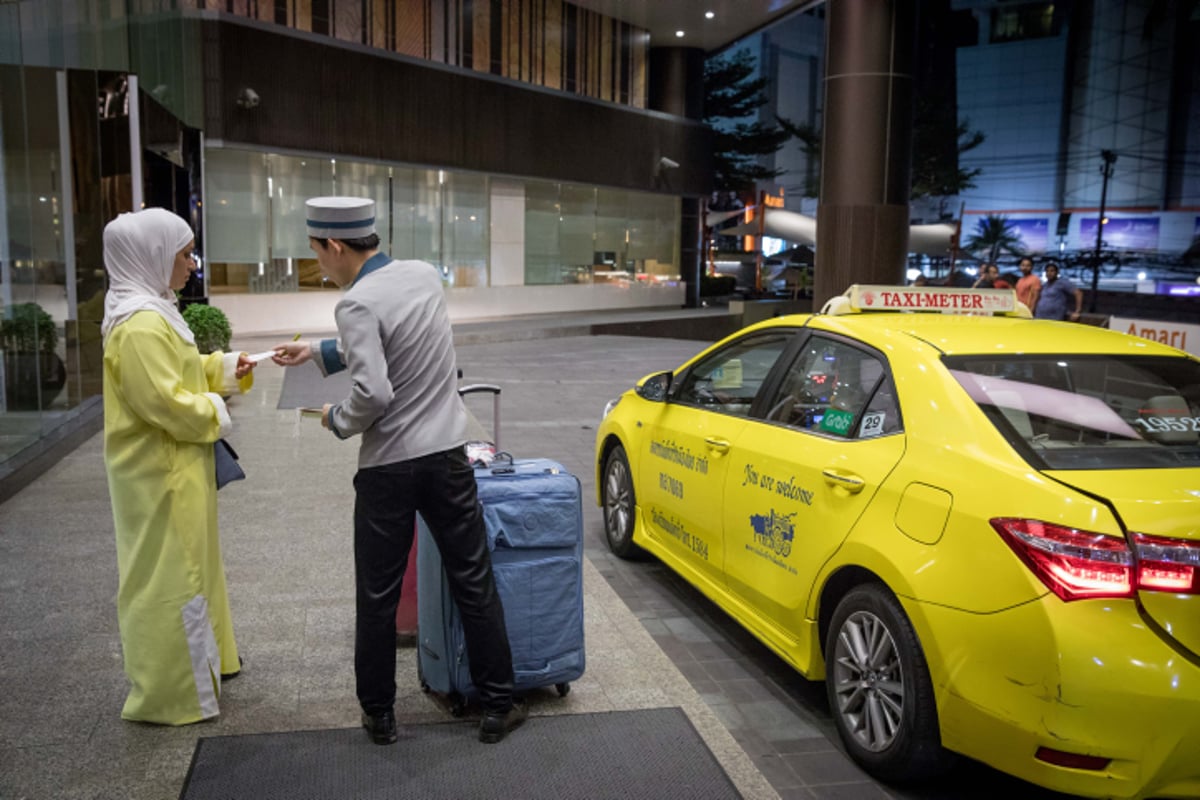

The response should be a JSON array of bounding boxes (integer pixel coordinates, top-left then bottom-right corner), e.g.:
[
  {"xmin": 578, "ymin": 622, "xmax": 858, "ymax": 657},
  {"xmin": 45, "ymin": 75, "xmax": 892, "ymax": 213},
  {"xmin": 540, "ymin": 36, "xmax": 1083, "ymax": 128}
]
[{"xmin": 273, "ymin": 196, "xmax": 525, "ymax": 745}]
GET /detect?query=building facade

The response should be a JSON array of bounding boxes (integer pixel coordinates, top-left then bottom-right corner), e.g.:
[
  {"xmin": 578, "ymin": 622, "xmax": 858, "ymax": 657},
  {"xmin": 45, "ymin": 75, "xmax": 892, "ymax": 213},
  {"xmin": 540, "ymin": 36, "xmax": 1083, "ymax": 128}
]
[
  {"xmin": 0, "ymin": 0, "xmax": 712, "ymax": 481},
  {"xmin": 747, "ymin": 0, "xmax": 1199, "ymax": 264}
]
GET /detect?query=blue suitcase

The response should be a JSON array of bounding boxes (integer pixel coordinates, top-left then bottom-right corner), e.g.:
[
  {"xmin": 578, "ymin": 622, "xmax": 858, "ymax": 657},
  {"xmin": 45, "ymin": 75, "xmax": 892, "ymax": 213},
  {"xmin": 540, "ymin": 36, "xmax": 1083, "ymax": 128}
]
[{"xmin": 416, "ymin": 456, "xmax": 586, "ymax": 714}]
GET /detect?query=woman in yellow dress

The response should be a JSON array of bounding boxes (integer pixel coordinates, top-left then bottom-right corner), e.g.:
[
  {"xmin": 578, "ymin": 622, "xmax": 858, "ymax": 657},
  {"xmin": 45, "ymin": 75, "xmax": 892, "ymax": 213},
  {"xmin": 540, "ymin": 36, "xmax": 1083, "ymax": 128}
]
[{"xmin": 101, "ymin": 208, "xmax": 254, "ymax": 725}]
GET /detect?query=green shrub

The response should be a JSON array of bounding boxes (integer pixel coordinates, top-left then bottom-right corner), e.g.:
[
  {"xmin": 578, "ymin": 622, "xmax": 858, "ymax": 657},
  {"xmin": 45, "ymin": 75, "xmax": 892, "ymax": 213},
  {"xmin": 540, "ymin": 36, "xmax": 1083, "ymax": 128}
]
[
  {"xmin": 182, "ymin": 303, "xmax": 232, "ymax": 354},
  {"xmin": 700, "ymin": 274, "xmax": 737, "ymax": 297},
  {"xmin": 1, "ymin": 303, "xmax": 57, "ymax": 353}
]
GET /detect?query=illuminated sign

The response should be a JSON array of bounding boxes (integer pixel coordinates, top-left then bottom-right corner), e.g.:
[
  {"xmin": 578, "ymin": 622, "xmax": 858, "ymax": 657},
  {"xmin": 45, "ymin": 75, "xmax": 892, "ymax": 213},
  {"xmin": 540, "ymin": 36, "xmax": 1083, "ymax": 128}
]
[{"xmin": 847, "ymin": 285, "xmax": 1018, "ymax": 314}]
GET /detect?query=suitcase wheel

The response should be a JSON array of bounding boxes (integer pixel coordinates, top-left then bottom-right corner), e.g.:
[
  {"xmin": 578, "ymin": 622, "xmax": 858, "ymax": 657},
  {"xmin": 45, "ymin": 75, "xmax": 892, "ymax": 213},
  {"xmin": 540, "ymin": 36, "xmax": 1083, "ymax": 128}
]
[
  {"xmin": 555, "ymin": 682, "xmax": 570, "ymax": 697},
  {"xmin": 450, "ymin": 694, "xmax": 467, "ymax": 717}
]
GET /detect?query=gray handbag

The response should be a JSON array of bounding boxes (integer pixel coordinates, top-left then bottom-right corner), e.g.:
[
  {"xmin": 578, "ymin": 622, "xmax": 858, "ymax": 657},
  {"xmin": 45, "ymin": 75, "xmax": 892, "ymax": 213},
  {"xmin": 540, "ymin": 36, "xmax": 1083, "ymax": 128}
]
[{"xmin": 214, "ymin": 438, "xmax": 245, "ymax": 489}]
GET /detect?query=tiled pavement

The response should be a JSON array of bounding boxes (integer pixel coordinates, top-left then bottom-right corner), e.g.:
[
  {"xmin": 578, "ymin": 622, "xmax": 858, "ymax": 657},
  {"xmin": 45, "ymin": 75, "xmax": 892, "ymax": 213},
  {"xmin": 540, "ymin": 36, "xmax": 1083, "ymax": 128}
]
[{"xmin": 0, "ymin": 313, "xmax": 1082, "ymax": 799}]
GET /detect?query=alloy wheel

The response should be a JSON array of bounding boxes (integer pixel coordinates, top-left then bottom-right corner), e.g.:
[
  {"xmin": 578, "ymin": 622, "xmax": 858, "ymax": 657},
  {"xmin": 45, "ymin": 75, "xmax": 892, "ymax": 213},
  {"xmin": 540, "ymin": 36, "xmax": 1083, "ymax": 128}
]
[
  {"xmin": 604, "ymin": 456, "xmax": 632, "ymax": 546},
  {"xmin": 831, "ymin": 609, "xmax": 905, "ymax": 752}
]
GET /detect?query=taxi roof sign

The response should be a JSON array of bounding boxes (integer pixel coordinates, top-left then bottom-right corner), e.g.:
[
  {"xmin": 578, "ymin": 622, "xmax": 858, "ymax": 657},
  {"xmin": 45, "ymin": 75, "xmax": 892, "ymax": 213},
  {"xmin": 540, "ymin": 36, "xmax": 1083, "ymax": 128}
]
[{"xmin": 823, "ymin": 284, "xmax": 1029, "ymax": 317}]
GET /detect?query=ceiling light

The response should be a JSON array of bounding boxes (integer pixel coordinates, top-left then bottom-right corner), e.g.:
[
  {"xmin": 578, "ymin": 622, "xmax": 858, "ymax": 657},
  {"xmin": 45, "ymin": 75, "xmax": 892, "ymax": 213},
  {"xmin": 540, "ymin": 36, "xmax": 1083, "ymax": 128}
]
[
  {"xmin": 705, "ymin": 11, "xmax": 715, "ymax": 19},
  {"xmin": 675, "ymin": 30, "xmax": 685, "ymax": 37}
]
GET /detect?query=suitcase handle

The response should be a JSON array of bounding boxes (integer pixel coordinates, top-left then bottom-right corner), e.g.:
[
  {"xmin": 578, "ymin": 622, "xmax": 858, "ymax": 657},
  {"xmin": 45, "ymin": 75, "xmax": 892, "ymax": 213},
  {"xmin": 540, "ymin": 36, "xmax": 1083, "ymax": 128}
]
[
  {"xmin": 489, "ymin": 451, "xmax": 516, "ymax": 474},
  {"xmin": 459, "ymin": 384, "xmax": 501, "ymax": 447}
]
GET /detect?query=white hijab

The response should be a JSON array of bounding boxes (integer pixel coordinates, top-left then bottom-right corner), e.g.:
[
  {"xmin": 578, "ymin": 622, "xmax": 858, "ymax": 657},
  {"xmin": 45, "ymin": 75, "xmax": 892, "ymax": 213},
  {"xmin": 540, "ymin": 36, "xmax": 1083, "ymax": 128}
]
[{"xmin": 101, "ymin": 208, "xmax": 196, "ymax": 346}]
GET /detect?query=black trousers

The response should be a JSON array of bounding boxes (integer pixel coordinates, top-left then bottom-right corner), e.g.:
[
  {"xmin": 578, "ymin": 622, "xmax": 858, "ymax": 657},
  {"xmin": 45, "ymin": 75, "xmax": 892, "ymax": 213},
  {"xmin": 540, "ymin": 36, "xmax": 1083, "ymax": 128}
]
[{"xmin": 353, "ymin": 446, "xmax": 514, "ymax": 715}]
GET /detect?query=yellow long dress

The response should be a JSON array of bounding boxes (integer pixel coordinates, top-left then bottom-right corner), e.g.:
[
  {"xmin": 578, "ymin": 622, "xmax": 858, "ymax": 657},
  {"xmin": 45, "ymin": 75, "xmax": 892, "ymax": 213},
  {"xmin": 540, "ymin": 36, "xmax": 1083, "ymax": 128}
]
[{"xmin": 103, "ymin": 310, "xmax": 251, "ymax": 725}]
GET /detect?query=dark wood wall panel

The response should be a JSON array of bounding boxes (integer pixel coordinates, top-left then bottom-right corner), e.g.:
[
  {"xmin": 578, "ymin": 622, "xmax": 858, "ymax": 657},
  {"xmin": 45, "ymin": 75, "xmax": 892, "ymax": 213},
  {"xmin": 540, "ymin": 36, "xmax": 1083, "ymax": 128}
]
[
  {"xmin": 204, "ymin": 19, "xmax": 709, "ymax": 195},
  {"xmin": 188, "ymin": 0, "xmax": 645, "ymax": 106}
]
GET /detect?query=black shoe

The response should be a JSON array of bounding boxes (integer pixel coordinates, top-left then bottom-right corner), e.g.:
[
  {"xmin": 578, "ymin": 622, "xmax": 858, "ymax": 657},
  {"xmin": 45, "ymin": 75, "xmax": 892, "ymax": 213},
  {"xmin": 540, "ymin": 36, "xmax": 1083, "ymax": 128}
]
[
  {"xmin": 221, "ymin": 655, "xmax": 244, "ymax": 681},
  {"xmin": 479, "ymin": 701, "xmax": 528, "ymax": 744},
  {"xmin": 362, "ymin": 710, "xmax": 398, "ymax": 745}
]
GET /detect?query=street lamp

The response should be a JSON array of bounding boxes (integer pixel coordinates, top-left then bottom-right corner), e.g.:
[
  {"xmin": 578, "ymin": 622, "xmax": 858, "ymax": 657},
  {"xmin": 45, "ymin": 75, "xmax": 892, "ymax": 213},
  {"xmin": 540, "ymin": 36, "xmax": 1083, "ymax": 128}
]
[{"xmin": 1090, "ymin": 149, "xmax": 1117, "ymax": 312}]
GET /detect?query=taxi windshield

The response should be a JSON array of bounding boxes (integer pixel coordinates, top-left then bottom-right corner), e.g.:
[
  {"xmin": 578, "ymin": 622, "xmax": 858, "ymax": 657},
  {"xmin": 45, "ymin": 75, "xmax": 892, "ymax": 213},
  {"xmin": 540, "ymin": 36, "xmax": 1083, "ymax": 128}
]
[{"xmin": 944, "ymin": 354, "xmax": 1200, "ymax": 470}]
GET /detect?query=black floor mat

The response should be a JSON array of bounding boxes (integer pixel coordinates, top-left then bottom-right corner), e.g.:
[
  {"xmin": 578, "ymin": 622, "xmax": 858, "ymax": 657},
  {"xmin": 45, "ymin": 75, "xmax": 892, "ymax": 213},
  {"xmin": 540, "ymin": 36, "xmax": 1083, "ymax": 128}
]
[{"xmin": 179, "ymin": 707, "xmax": 742, "ymax": 800}]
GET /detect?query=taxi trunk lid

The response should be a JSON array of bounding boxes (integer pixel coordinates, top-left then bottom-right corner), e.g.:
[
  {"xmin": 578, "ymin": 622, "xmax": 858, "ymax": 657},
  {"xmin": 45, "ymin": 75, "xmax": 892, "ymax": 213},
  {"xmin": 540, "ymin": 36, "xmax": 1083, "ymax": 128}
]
[{"xmin": 1046, "ymin": 468, "xmax": 1200, "ymax": 657}]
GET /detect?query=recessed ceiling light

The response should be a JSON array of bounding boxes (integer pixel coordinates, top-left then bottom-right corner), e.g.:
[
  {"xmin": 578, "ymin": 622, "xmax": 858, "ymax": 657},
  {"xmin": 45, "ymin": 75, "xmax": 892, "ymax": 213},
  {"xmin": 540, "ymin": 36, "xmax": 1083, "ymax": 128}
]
[
  {"xmin": 675, "ymin": 30, "xmax": 685, "ymax": 37},
  {"xmin": 705, "ymin": 11, "xmax": 715, "ymax": 19}
]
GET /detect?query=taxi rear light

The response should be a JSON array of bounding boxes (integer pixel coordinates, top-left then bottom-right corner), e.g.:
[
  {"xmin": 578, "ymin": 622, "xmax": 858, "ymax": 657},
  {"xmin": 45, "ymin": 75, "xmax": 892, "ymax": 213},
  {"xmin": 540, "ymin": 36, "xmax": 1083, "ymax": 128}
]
[
  {"xmin": 993, "ymin": 520, "xmax": 1200, "ymax": 600},
  {"xmin": 1035, "ymin": 747, "xmax": 1111, "ymax": 771},
  {"xmin": 1133, "ymin": 532, "xmax": 1200, "ymax": 594},
  {"xmin": 991, "ymin": 519, "xmax": 1133, "ymax": 601}
]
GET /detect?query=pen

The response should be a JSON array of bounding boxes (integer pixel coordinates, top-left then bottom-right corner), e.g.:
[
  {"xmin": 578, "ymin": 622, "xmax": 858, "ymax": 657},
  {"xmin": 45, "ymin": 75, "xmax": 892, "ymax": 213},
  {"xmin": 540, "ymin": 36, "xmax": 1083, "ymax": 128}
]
[{"xmin": 292, "ymin": 333, "xmax": 302, "ymax": 342}]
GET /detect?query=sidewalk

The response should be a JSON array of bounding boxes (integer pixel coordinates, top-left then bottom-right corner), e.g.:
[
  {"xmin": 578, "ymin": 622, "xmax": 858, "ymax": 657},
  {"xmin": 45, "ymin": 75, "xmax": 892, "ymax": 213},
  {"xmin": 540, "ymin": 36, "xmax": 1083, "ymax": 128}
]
[{"xmin": 0, "ymin": 328, "xmax": 779, "ymax": 799}]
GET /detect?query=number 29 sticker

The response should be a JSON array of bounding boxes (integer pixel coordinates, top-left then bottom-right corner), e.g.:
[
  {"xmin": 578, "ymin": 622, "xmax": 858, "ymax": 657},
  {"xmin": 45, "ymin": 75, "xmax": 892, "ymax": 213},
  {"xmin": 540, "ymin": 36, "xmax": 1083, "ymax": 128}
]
[{"xmin": 859, "ymin": 412, "xmax": 886, "ymax": 438}]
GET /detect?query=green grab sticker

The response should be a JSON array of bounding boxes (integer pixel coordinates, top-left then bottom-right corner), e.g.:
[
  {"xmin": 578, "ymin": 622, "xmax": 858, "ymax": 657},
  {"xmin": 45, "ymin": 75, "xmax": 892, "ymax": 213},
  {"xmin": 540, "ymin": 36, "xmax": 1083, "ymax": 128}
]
[{"xmin": 819, "ymin": 407, "xmax": 855, "ymax": 436}]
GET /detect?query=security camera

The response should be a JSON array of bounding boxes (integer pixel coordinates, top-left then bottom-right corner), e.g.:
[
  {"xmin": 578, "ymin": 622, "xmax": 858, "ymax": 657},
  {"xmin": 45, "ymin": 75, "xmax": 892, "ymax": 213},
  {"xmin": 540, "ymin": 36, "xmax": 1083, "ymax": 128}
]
[
  {"xmin": 658, "ymin": 156, "xmax": 680, "ymax": 170},
  {"xmin": 235, "ymin": 87, "xmax": 260, "ymax": 109}
]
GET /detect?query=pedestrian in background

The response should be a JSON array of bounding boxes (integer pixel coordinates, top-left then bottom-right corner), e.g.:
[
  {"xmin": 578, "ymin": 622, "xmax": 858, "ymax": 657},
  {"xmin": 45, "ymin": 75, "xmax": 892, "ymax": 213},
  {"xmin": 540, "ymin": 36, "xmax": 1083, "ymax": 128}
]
[
  {"xmin": 101, "ymin": 208, "xmax": 255, "ymax": 725},
  {"xmin": 972, "ymin": 263, "xmax": 996, "ymax": 288},
  {"xmin": 1034, "ymin": 262, "xmax": 1083, "ymax": 321},
  {"xmin": 944, "ymin": 266, "xmax": 975, "ymax": 287},
  {"xmin": 1015, "ymin": 257, "xmax": 1042, "ymax": 312},
  {"xmin": 271, "ymin": 197, "xmax": 526, "ymax": 746}
]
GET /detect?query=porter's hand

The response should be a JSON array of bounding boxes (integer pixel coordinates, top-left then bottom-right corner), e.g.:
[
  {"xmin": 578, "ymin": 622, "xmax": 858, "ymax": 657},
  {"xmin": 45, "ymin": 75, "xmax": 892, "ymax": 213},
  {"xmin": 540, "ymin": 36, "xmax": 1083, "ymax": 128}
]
[{"xmin": 272, "ymin": 341, "xmax": 312, "ymax": 367}]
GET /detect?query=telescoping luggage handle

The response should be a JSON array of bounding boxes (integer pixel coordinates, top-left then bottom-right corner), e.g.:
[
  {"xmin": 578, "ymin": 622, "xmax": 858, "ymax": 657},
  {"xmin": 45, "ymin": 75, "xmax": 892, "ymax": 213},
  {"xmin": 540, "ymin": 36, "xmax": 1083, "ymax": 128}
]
[
  {"xmin": 486, "ymin": 452, "xmax": 561, "ymax": 476},
  {"xmin": 458, "ymin": 383, "xmax": 501, "ymax": 448}
]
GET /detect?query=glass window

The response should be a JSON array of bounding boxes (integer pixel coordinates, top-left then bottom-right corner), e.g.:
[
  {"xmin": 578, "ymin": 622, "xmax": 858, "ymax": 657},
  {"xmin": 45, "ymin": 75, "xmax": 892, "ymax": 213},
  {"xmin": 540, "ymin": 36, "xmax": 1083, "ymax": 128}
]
[
  {"xmin": 524, "ymin": 179, "xmax": 562, "ymax": 285},
  {"xmin": 673, "ymin": 332, "xmax": 793, "ymax": 418},
  {"xmin": 595, "ymin": 187, "xmax": 628, "ymax": 271},
  {"xmin": 391, "ymin": 167, "xmax": 441, "ymax": 265},
  {"xmin": 270, "ymin": 153, "xmax": 332, "ymax": 258},
  {"xmin": 559, "ymin": 183, "xmax": 596, "ymax": 280},
  {"xmin": 764, "ymin": 337, "xmax": 897, "ymax": 438},
  {"xmin": 990, "ymin": 4, "xmax": 1060, "ymax": 44},
  {"xmin": 523, "ymin": 180, "xmax": 679, "ymax": 286},
  {"xmin": 946, "ymin": 354, "xmax": 1200, "ymax": 469},
  {"xmin": 443, "ymin": 171, "xmax": 488, "ymax": 287},
  {"xmin": 627, "ymin": 190, "xmax": 679, "ymax": 281},
  {"xmin": 205, "ymin": 148, "xmax": 269, "ymax": 265}
]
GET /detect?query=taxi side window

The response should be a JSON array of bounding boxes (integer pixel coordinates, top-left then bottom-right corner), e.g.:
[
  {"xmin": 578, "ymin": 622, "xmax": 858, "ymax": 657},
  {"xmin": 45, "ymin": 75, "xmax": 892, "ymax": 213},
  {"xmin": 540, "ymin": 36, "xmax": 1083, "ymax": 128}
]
[
  {"xmin": 673, "ymin": 333, "xmax": 792, "ymax": 417},
  {"xmin": 764, "ymin": 338, "xmax": 899, "ymax": 437}
]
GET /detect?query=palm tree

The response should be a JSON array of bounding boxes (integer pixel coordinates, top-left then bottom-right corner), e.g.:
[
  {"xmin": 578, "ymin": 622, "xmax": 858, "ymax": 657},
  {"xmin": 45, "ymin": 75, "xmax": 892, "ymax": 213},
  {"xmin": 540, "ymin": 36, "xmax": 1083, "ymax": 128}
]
[{"xmin": 963, "ymin": 215, "xmax": 1025, "ymax": 262}]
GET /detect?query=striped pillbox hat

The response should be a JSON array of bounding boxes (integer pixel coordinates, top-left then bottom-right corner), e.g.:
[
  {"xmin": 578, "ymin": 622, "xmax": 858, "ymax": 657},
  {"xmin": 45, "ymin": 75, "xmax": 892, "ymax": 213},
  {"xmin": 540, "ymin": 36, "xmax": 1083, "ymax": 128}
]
[{"xmin": 306, "ymin": 196, "xmax": 376, "ymax": 239}]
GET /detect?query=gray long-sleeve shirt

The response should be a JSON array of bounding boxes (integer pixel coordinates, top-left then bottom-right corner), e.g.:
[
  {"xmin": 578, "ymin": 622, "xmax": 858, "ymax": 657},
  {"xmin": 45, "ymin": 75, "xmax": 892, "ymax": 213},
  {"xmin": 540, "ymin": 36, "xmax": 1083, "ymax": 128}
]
[{"xmin": 313, "ymin": 254, "xmax": 468, "ymax": 469}]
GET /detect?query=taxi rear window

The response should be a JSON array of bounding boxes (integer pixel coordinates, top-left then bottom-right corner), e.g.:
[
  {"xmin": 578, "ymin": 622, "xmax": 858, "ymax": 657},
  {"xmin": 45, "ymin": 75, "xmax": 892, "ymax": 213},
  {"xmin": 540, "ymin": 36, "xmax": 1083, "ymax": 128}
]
[{"xmin": 944, "ymin": 354, "xmax": 1200, "ymax": 469}]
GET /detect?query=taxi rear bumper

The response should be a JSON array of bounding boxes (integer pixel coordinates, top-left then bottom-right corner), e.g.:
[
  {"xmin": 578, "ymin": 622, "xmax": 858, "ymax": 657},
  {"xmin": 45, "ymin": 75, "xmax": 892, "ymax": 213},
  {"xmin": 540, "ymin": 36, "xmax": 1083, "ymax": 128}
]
[{"xmin": 909, "ymin": 594, "xmax": 1200, "ymax": 799}]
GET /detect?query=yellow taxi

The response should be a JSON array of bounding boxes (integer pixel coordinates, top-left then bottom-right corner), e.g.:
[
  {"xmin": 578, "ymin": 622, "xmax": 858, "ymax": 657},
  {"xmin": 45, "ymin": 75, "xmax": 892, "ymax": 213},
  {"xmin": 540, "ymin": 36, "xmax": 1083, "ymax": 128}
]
[{"xmin": 595, "ymin": 285, "xmax": 1200, "ymax": 799}]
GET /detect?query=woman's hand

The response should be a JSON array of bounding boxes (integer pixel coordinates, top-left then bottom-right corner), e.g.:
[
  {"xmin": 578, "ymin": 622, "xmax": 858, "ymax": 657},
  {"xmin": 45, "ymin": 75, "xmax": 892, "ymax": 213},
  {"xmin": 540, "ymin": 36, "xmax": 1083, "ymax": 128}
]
[
  {"xmin": 272, "ymin": 341, "xmax": 312, "ymax": 367},
  {"xmin": 235, "ymin": 353, "xmax": 256, "ymax": 379}
]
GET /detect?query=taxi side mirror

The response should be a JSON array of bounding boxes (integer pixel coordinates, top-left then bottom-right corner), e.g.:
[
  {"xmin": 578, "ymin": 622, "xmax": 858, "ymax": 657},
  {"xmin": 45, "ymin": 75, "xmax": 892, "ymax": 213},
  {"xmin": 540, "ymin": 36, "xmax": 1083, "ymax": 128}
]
[{"xmin": 636, "ymin": 371, "xmax": 672, "ymax": 402}]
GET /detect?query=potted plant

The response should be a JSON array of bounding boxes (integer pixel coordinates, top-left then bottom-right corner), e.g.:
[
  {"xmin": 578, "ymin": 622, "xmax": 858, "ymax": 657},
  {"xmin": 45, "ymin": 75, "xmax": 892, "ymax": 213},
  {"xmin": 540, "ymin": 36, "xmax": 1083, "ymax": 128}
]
[
  {"xmin": 1, "ymin": 302, "xmax": 67, "ymax": 411},
  {"xmin": 181, "ymin": 303, "xmax": 232, "ymax": 354}
]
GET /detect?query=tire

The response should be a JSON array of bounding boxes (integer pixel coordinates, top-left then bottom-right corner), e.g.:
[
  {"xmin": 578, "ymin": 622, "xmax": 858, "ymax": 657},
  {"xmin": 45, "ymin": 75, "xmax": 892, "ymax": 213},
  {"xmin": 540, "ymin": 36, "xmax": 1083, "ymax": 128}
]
[
  {"xmin": 601, "ymin": 444, "xmax": 644, "ymax": 559},
  {"xmin": 825, "ymin": 583, "xmax": 953, "ymax": 784}
]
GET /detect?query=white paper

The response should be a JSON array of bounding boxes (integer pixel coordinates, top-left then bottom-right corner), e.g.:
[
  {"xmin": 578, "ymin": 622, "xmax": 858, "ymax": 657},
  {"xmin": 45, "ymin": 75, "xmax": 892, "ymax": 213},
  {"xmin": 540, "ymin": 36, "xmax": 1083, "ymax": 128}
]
[{"xmin": 246, "ymin": 350, "xmax": 279, "ymax": 364}]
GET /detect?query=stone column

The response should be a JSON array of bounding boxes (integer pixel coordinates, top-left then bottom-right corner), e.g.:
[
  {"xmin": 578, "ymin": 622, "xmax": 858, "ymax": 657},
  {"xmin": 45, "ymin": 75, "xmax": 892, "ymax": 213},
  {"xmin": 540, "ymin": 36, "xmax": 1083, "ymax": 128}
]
[
  {"xmin": 814, "ymin": 0, "xmax": 915, "ymax": 309},
  {"xmin": 649, "ymin": 47, "xmax": 705, "ymax": 308}
]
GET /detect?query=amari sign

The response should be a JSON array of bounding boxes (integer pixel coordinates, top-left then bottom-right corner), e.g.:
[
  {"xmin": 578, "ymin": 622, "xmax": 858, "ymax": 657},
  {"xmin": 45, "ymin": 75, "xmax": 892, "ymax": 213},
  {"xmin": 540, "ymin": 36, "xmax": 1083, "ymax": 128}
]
[{"xmin": 1109, "ymin": 316, "xmax": 1200, "ymax": 358}]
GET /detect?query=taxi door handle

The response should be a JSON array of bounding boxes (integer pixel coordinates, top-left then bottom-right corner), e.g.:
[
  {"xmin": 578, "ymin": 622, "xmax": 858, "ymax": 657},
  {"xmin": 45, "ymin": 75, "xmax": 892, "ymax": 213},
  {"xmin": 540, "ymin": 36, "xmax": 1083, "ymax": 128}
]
[
  {"xmin": 704, "ymin": 437, "xmax": 731, "ymax": 454},
  {"xmin": 822, "ymin": 468, "xmax": 865, "ymax": 493}
]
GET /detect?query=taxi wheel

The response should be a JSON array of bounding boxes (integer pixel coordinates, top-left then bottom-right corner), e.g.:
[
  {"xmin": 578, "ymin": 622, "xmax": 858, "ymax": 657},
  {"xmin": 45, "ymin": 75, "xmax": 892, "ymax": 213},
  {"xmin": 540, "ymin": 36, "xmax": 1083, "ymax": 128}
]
[
  {"xmin": 825, "ymin": 583, "xmax": 951, "ymax": 784},
  {"xmin": 602, "ymin": 444, "xmax": 642, "ymax": 559}
]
